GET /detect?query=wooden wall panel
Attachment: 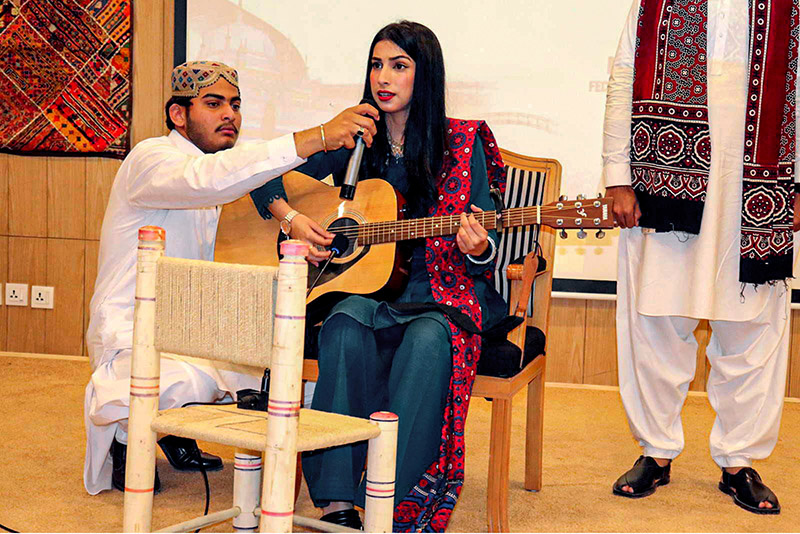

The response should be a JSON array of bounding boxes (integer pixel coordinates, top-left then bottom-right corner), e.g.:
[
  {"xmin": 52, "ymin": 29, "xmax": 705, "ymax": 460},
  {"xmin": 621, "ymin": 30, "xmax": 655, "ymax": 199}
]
[
  {"xmin": 583, "ymin": 300, "xmax": 618, "ymax": 386},
  {"xmin": 0, "ymin": 236, "xmax": 7, "ymax": 352},
  {"xmin": 132, "ymin": 0, "xmax": 167, "ymax": 145},
  {"xmin": 689, "ymin": 320, "xmax": 711, "ymax": 392},
  {"xmin": 84, "ymin": 241, "xmax": 100, "ymax": 357},
  {"xmin": 789, "ymin": 310, "xmax": 800, "ymax": 398},
  {"xmin": 163, "ymin": 0, "xmax": 175, "ymax": 104},
  {"xmin": 6, "ymin": 237, "xmax": 47, "ymax": 352},
  {"xmin": 45, "ymin": 240, "xmax": 85, "ymax": 355},
  {"xmin": 0, "ymin": 155, "xmax": 8, "ymax": 235},
  {"xmin": 85, "ymin": 159, "xmax": 119, "ymax": 240},
  {"xmin": 47, "ymin": 158, "xmax": 86, "ymax": 239},
  {"xmin": 546, "ymin": 299, "xmax": 585, "ymax": 383},
  {"xmin": 8, "ymin": 156, "xmax": 47, "ymax": 237}
]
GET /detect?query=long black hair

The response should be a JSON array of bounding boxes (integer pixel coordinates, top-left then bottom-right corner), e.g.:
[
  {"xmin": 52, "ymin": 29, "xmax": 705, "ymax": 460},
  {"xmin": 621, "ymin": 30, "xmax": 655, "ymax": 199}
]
[{"xmin": 362, "ymin": 21, "xmax": 447, "ymax": 214}]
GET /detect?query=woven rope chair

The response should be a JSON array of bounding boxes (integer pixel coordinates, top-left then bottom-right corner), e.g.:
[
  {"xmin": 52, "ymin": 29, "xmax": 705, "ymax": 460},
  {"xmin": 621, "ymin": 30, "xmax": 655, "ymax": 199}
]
[{"xmin": 122, "ymin": 226, "xmax": 398, "ymax": 533}]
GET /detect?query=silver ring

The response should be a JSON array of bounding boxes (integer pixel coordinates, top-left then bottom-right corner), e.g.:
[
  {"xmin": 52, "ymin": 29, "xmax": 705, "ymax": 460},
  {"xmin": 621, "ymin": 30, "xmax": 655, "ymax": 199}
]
[{"xmin": 356, "ymin": 127, "xmax": 365, "ymax": 137}]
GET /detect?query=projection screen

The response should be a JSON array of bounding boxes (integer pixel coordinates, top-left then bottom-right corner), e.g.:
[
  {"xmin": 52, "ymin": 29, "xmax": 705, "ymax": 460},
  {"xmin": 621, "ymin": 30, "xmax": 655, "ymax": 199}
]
[{"xmin": 180, "ymin": 0, "xmax": 674, "ymax": 296}]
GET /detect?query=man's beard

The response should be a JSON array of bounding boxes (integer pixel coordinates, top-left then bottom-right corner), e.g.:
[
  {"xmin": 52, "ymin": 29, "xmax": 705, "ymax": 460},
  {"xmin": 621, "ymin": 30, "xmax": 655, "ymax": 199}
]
[{"xmin": 185, "ymin": 114, "xmax": 237, "ymax": 154}]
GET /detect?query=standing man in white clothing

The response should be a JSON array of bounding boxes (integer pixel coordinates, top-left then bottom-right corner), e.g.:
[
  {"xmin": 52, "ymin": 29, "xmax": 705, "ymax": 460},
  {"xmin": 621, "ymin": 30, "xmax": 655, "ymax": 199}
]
[
  {"xmin": 84, "ymin": 60, "xmax": 378, "ymax": 495},
  {"xmin": 603, "ymin": 0, "xmax": 799, "ymax": 514}
]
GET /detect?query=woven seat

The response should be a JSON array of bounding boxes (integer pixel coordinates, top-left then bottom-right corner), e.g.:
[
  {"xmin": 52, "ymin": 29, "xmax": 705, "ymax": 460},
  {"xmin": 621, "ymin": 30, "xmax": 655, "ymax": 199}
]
[
  {"xmin": 122, "ymin": 228, "xmax": 398, "ymax": 533},
  {"xmin": 152, "ymin": 405, "xmax": 380, "ymax": 453}
]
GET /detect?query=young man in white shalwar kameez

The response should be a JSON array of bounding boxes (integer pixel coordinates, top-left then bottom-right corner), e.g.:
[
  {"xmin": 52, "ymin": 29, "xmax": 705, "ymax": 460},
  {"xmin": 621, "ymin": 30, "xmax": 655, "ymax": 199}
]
[
  {"xmin": 84, "ymin": 60, "xmax": 380, "ymax": 495},
  {"xmin": 603, "ymin": 0, "xmax": 799, "ymax": 515}
]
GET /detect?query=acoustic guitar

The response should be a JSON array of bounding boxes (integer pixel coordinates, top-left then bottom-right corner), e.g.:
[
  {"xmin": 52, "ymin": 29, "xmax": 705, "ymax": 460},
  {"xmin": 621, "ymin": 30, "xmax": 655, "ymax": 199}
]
[{"xmin": 215, "ymin": 171, "xmax": 613, "ymax": 320}]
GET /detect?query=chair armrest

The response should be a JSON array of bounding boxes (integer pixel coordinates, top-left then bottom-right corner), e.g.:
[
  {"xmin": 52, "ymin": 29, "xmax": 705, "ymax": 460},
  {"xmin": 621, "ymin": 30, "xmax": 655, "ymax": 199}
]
[
  {"xmin": 504, "ymin": 251, "xmax": 550, "ymax": 350},
  {"xmin": 505, "ymin": 251, "xmax": 547, "ymax": 318},
  {"xmin": 506, "ymin": 257, "xmax": 548, "ymax": 282}
]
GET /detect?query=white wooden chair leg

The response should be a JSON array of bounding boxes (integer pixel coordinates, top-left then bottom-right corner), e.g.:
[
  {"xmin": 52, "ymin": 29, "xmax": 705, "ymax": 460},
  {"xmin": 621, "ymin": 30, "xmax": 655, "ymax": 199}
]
[
  {"xmin": 364, "ymin": 411, "xmax": 399, "ymax": 533},
  {"xmin": 233, "ymin": 450, "xmax": 263, "ymax": 532},
  {"xmin": 123, "ymin": 226, "xmax": 165, "ymax": 533},
  {"xmin": 260, "ymin": 241, "xmax": 308, "ymax": 533}
]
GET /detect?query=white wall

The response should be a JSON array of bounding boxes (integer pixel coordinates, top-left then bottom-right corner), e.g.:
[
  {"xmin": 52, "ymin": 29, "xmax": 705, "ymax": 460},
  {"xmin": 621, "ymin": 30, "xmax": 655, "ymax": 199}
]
[{"xmin": 187, "ymin": 0, "xmax": 637, "ymax": 283}]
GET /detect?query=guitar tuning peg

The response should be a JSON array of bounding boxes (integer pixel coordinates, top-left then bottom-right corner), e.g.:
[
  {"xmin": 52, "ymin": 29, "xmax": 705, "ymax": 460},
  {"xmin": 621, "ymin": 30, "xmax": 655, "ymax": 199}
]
[
  {"xmin": 577, "ymin": 229, "xmax": 587, "ymax": 239},
  {"xmin": 558, "ymin": 195, "xmax": 567, "ymax": 202},
  {"xmin": 576, "ymin": 194, "xmax": 585, "ymax": 200},
  {"xmin": 559, "ymin": 229, "xmax": 568, "ymax": 239},
  {"xmin": 595, "ymin": 229, "xmax": 606, "ymax": 239}
]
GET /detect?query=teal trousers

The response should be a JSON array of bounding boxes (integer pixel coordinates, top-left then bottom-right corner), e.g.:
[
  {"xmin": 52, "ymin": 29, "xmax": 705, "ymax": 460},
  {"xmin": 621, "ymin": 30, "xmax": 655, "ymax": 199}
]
[{"xmin": 303, "ymin": 304, "xmax": 452, "ymax": 508}]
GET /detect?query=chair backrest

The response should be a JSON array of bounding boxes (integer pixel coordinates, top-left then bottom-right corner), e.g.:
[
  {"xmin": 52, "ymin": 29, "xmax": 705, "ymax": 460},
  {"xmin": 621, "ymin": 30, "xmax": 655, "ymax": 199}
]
[
  {"xmin": 494, "ymin": 150, "xmax": 561, "ymax": 329},
  {"xmin": 154, "ymin": 257, "xmax": 279, "ymax": 367}
]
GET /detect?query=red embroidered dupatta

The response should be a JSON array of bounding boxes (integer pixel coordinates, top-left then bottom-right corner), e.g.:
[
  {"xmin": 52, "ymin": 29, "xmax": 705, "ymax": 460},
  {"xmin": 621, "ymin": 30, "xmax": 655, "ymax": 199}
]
[{"xmin": 392, "ymin": 119, "xmax": 505, "ymax": 532}]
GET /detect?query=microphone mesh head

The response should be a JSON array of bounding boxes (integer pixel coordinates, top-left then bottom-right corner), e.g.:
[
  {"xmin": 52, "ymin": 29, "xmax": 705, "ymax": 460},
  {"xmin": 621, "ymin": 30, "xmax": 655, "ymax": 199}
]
[{"xmin": 331, "ymin": 233, "xmax": 350, "ymax": 255}]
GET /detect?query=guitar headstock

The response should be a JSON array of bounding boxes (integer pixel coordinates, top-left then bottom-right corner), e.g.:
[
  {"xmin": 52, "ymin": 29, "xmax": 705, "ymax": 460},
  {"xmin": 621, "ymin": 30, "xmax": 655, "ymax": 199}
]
[{"xmin": 540, "ymin": 195, "xmax": 614, "ymax": 239}]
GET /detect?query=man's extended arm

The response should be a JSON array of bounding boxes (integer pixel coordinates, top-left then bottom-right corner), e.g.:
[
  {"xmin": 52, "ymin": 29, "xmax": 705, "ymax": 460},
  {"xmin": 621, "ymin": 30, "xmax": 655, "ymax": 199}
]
[{"xmin": 127, "ymin": 104, "xmax": 378, "ymax": 210}]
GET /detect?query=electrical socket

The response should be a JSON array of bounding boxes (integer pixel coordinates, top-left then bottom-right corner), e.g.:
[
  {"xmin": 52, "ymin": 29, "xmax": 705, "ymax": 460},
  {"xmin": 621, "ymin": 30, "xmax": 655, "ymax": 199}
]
[
  {"xmin": 31, "ymin": 285, "xmax": 54, "ymax": 309},
  {"xmin": 5, "ymin": 283, "xmax": 28, "ymax": 306}
]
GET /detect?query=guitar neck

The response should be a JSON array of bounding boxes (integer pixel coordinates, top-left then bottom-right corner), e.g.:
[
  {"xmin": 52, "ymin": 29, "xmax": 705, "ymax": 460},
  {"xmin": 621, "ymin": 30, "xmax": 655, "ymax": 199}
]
[{"xmin": 358, "ymin": 206, "xmax": 541, "ymax": 245}]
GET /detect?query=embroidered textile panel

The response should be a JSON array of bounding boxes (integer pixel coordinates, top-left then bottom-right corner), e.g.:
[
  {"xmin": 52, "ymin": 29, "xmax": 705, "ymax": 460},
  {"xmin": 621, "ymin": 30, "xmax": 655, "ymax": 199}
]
[
  {"xmin": 0, "ymin": 0, "xmax": 132, "ymax": 158},
  {"xmin": 630, "ymin": 0, "xmax": 711, "ymax": 202},
  {"xmin": 739, "ymin": 0, "xmax": 797, "ymax": 262}
]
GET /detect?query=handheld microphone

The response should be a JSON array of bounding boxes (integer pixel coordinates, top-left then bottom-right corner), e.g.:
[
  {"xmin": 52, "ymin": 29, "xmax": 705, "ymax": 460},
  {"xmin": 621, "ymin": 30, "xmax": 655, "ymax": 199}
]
[
  {"xmin": 340, "ymin": 98, "xmax": 377, "ymax": 200},
  {"xmin": 329, "ymin": 232, "xmax": 350, "ymax": 257},
  {"xmin": 307, "ymin": 233, "xmax": 351, "ymax": 296}
]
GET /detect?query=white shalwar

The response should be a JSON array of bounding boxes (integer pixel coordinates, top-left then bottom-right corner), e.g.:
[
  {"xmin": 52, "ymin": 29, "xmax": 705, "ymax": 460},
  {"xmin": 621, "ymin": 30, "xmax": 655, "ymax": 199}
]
[
  {"xmin": 603, "ymin": 0, "xmax": 797, "ymax": 466},
  {"xmin": 84, "ymin": 130, "xmax": 305, "ymax": 494}
]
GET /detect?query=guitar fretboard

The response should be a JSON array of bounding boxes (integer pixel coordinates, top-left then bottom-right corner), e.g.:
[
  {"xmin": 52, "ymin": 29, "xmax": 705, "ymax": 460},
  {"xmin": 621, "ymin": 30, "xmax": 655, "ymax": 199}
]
[{"xmin": 357, "ymin": 206, "xmax": 542, "ymax": 245}]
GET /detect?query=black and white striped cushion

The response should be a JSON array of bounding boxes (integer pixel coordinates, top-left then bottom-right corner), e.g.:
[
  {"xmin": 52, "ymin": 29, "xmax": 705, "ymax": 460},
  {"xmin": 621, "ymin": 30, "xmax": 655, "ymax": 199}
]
[{"xmin": 493, "ymin": 164, "xmax": 548, "ymax": 315}]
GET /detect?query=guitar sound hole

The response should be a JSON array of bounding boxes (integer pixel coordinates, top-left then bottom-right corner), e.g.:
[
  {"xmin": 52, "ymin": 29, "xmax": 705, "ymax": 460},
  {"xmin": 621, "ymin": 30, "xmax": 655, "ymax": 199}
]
[{"xmin": 327, "ymin": 217, "xmax": 359, "ymax": 257}]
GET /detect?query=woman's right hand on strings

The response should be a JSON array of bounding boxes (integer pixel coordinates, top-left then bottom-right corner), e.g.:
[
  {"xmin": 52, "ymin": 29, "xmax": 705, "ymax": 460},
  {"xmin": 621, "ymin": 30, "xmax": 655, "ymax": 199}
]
[{"xmin": 289, "ymin": 213, "xmax": 334, "ymax": 265}]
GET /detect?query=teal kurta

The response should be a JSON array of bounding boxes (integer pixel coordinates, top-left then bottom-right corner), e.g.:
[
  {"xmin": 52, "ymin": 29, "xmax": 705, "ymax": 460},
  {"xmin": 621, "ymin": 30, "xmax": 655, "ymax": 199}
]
[{"xmin": 250, "ymin": 138, "xmax": 507, "ymax": 508}]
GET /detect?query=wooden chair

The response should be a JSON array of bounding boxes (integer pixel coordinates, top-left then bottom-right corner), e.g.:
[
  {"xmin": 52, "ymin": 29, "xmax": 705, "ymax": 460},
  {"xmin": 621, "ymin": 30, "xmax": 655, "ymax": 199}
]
[
  {"xmin": 302, "ymin": 151, "xmax": 560, "ymax": 532},
  {"xmin": 122, "ymin": 226, "xmax": 398, "ymax": 533},
  {"xmin": 473, "ymin": 150, "xmax": 559, "ymax": 532}
]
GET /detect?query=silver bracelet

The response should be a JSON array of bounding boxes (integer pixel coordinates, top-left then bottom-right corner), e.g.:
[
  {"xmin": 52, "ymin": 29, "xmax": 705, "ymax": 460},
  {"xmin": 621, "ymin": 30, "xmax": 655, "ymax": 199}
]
[{"xmin": 467, "ymin": 235, "xmax": 497, "ymax": 265}]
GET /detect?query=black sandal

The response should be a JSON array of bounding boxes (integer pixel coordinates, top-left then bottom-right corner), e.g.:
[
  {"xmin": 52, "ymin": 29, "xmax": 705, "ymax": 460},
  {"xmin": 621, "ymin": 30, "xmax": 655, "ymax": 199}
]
[
  {"xmin": 612, "ymin": 456, "xmax": 671, "ymax": 498},
  {"xmin": 719, "ymin": 467, "xmax": 780, "ymax": 515},
  {"xmin": 320, "ymin": 508, "xmax": 363, "ymax": 530}
]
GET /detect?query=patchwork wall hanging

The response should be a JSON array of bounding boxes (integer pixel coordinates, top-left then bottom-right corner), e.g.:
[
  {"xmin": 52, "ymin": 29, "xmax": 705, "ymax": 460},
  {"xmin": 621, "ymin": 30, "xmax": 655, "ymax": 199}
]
[{"xmin": 0, "ymin": 0, "xmax": 132, "ymax": 158}]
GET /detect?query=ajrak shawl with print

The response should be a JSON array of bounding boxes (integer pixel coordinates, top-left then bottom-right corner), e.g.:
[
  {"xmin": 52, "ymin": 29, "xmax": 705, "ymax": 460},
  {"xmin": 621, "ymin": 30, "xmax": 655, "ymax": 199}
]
[
  {"xmin": 631, "ymin": 0, "xmax": 798, "ymax": 285},
  {"xmin": 393, "ymin": 119, "xmax": 505, "ymax": 532}
]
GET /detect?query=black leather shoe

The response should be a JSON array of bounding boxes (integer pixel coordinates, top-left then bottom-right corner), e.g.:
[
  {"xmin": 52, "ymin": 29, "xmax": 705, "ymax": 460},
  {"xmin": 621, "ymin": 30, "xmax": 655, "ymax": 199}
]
[
  {"xmin": 111, "ymin": 437, "xmax": 161, "ymax": 494},
  {"xmin": 157, "ymin": 435, "xmax": 223, "ymax": 472},
  {"xmin": 719, "ymin": 467, "xmax": 780, "ymax": 515},
  {"xmin": 612, "ymin": 456, "xmax": 671, "ymax": 498},
  {"xmin": 319, "ymin": 509, "xmax": 363, "ymax": 530}
]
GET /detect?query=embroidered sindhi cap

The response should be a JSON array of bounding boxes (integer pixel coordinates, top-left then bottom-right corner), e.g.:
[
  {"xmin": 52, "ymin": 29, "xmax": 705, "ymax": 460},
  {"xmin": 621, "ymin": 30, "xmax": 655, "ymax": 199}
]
[{"xmin": 171, "ymin": 61, "xmax": 239, "ymax": 98}]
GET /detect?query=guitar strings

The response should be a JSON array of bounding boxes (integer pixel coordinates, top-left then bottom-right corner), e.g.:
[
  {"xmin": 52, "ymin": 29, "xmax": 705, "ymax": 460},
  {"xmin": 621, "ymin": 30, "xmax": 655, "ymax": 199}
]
[
  {"xmin": 325, "ymin": 212, "xmax": 607, "ymax": 242},
  {"xmin": 324, "ymin": 205, "xmax": 607, "ymax": 237},
  {"xmin": 326, "ymin": 214, "xmax": 599, "ymax": 233}
]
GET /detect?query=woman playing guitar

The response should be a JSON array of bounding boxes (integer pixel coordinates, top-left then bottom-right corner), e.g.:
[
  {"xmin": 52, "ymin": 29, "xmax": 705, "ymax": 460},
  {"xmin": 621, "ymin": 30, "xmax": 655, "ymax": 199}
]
[{"xmin": 250, "ymin": 21, "xmax": 508, "ymax": 532}]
